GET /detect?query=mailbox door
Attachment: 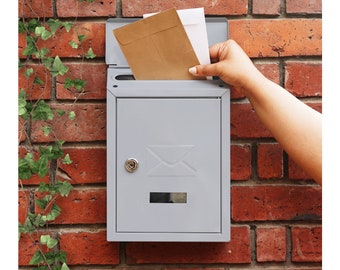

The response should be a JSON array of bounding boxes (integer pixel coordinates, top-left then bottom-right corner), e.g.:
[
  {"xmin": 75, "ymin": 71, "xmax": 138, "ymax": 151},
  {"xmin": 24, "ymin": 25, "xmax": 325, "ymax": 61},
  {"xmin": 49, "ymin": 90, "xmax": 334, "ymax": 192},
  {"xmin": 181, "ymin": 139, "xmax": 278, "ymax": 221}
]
[{"xmin": 115, "ymin": 98, "xmax": 221, "ymax": 233}]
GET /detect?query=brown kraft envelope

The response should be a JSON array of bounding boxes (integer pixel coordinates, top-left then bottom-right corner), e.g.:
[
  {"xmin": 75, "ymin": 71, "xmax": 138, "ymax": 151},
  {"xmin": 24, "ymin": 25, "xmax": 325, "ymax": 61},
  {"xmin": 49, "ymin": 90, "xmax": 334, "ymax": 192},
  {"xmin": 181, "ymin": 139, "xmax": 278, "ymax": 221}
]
[{"xmin": 113, "ymin": 8, "xmax": 203, "ymax": 80}]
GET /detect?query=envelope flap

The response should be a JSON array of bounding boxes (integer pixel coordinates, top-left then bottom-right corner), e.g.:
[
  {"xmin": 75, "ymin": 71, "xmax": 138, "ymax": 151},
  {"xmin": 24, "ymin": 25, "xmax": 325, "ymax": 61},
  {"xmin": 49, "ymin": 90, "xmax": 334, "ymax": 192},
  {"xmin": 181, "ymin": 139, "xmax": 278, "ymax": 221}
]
[{"xmin": 114, "ymin": 8, "xmax": 182, "ymax": 45}]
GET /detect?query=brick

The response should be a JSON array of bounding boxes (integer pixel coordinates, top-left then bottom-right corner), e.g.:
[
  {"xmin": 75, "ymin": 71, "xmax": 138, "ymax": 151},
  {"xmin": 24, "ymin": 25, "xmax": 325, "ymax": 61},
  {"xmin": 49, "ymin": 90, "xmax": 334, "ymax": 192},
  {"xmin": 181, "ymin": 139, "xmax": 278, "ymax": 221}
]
[
  {"xmin": 253, "ymin": 0, "xmax": 281, "ymax": 15},
  {"xmin": 230, "ymin": 144, "xmax": 252, "ymax": 180},
  {"xmin": 126, "ymin": 226, "xmax": 250, "ymax": 264},
  {"xmin": 291, "ymin": 227, "xmax": 322, "ymax": 262},
  {"xmin": 18, "ymin": 0, "xmax": 53, "ymax": 18},
  {"xmin": 31, "ymin": 103, "xmax": 106, "ymax": 143},
  {"xmin": 56, "ymin": 62, "xmax": 107, "ymax": 100},
  {"xmin": 231, "ymin": 103, "xmax": 272, "ymax": 139},
  {"xmin": 18, "ymin": 33, "xmax": 27, "ymax": 59},
  {"xmin": 60, "ymin": 230, "xmax": 120, "ymax": 265},
  {"xmin": 18, "ymin": 63, "xmax": 51, "ymax": 100},
  {"xmin": 288, "ymin": 156, "xmax": 313, "ymax": 180},
  {"xmin": 286, "ymin": 0, "xmax": 322, "ymax": 14},
  {"xmin": 256, "ymin": 227, "xmax": 286, "ymax": 262},
  {"xmin": 121, "ymin": 0, "xmax": 248, "ymax": 17},
  {"xmin": 58, "ymin": 147, "xmax": 106, "ymax": 184},
  {"xmin": 18, "ymin": 190, "xmax": 30, "ymax": 224},
  {"xmin": 257, "ymin": 143, "xmax": 283, "ymax": 179},
  {"xmin": 229, "ymin": 19, "xmax": 322, "ymax": 58},
  {"xmin": 49, "ymin": 188, "xmax": 106, "ymax": 224},
  {"xmin": 36, "ymin": 22, "xmax": 105, "ymax": 58},
  {"xmin": 19, "ymin": 233, "xmax": 41, "ymax": 265},
  {"xmin": 231, "ymin": 185, "xmax": 322, "ymax": 221},
  {"xmin": 57, "ymin": 0, "xmax": 116, "ymax": 17},
  {"xmin": 285, "ymin": 61, "xmax": 322, "ymax": 97}
]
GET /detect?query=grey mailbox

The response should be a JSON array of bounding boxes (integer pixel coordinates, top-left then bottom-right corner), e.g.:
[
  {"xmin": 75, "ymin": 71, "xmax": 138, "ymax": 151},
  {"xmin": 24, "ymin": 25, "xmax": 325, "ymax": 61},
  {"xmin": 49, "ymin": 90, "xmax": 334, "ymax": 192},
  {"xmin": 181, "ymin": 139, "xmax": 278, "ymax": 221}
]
[{"xmin": 106, "ymin": 18, "xmax": 230, "ymax": 242}]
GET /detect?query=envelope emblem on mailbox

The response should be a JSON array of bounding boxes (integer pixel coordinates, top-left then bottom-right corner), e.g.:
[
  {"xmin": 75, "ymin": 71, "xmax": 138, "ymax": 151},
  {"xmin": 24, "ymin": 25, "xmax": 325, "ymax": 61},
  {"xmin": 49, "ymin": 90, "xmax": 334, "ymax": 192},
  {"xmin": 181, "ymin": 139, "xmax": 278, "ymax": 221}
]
[{"xmin": 146, "ymin": 145, "xmax": 196, "ymax": 176}]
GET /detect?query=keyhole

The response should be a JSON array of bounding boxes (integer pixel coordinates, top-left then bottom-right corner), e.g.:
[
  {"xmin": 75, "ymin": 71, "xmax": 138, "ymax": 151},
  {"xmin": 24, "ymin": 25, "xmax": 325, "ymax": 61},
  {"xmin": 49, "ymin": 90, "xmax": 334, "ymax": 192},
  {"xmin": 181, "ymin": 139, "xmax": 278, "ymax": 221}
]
[{"xmin": 125, "ymin": 158, "xmax": 138, "ymax": 173}]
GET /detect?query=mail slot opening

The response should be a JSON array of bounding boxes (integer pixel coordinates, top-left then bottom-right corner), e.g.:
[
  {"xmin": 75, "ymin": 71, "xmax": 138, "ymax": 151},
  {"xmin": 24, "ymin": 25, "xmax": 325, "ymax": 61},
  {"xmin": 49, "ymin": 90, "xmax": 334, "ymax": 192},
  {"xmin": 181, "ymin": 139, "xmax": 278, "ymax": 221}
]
[
  {"xmin": 115, "ymin": 74, "xmax": 135, "ymax": 80},
  {"xmin": 150, "ymin": 192, "xmax": 187, "ymax": 203}
]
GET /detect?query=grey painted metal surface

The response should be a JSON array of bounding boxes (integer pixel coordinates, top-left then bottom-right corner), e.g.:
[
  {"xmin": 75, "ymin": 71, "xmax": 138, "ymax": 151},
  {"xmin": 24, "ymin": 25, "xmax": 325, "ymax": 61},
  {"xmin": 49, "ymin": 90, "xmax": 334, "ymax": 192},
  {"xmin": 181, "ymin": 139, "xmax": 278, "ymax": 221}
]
[{"xmin": 106, "ymin": 17, "xmax": 230, "ymax": 242}]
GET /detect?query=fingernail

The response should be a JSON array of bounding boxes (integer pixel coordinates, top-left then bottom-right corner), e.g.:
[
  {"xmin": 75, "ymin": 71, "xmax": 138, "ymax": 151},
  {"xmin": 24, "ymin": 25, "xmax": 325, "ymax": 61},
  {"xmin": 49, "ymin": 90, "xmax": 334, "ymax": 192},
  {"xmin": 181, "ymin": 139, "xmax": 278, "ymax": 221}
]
[{"xmin": 188, "ymin": 67, "xmax": 197, "ymax": 75}]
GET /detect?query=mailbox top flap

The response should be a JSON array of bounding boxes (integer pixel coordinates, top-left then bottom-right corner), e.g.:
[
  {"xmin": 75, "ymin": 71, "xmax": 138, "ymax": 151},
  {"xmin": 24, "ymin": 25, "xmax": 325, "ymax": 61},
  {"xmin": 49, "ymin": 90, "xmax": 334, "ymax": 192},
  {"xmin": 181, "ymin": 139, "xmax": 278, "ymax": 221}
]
[{"xmin": 105, "ymin": 17, "xmax": 228, "ymax": 67}]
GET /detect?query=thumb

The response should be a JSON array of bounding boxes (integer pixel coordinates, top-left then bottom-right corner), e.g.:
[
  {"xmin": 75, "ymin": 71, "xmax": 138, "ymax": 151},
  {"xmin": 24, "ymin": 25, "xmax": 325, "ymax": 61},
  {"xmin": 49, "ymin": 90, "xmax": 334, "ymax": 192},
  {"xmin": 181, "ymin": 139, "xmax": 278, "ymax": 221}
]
[{"xmin": 189, "ymin": 63, "xmax": 219, "ymax": 77}]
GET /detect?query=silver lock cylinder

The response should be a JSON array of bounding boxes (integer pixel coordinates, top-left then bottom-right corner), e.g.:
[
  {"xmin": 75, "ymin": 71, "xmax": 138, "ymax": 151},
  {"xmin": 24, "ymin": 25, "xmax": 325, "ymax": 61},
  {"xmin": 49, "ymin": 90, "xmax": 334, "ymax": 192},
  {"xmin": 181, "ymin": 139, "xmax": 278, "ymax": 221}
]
[{"xmin": 125, "ymin": 158, "xmax": 139, "ymax": 173}]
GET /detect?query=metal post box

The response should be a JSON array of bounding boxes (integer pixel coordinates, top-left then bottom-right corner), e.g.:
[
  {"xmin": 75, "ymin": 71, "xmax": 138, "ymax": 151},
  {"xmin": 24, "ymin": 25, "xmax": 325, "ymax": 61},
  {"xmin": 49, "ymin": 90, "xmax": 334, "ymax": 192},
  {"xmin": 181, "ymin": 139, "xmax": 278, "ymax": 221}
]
[{"xmin": 106, "ymin": 17, "xmax": 230, "ymax": 242}]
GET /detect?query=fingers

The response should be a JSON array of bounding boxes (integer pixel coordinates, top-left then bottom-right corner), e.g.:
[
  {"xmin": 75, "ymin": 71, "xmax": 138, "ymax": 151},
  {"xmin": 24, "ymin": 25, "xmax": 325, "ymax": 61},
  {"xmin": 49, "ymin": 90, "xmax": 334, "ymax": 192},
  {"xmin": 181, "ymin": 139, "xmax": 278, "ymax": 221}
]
[{"xmin": 189, "ymin": 63, "xmax": 219, "ymax": 77}]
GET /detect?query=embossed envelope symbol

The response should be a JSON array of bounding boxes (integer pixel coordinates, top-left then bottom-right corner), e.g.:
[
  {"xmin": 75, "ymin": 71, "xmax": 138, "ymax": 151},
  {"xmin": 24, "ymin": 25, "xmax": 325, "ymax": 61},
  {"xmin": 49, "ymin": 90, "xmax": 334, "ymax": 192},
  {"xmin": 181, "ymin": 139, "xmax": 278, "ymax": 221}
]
[{"xmin": 146, "ymin": 145, "xmax": 196, "ymax": 176}]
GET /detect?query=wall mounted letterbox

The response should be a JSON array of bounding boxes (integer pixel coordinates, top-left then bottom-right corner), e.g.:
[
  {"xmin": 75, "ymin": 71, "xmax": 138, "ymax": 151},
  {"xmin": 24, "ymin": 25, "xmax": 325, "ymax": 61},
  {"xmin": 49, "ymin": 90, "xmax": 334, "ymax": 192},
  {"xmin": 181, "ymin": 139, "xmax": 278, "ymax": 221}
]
[{"xmin": 106, "ymin": 18, "xmax": 230, "ymax": 242}]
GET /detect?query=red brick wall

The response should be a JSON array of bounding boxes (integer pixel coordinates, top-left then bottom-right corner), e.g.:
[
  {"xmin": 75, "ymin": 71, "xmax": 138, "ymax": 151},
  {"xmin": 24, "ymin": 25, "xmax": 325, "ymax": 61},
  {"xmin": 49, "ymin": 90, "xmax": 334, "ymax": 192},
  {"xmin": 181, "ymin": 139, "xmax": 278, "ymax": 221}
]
[{"xmin": 19, "ymin": 0, "xmax": 322, "ymax": 269}]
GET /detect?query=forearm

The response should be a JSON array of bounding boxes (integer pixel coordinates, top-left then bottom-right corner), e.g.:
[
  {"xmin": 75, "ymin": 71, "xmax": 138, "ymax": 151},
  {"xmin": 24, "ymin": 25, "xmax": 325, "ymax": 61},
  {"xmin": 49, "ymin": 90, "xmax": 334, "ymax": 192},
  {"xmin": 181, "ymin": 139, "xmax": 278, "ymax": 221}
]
[{"xmin": 244, "ymin": 75, "xmax": 322, "ymax": 184}]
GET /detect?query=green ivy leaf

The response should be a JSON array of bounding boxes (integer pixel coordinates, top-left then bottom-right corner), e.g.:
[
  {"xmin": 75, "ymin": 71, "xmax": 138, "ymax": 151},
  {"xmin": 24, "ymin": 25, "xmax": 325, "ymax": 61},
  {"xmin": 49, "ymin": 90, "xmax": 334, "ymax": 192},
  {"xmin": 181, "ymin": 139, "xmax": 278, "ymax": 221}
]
[
  {"xmin": 35, "ymin": 47, "xmax": 49, "ymax": 59},
  {"xmin": 63, "ymin": 21, "xmax": 73, "ymax": 32},
  {"xmin": 62, "ymin": 154, "xmax": 73, "ymax": 165},
  {"xmin": 57, "ymin": 181, "xmax": 73, "ymax": 197},
  {"xmin": 32, "ymin": 100, "xmax": 54, "ymax": 121},
  {"xmin": 40, "ymin": 234, "xmax": 58, "ymax": 249},
  {"xmin": 29, "ymin": 251, "xmax": 45, "ymax": 265},
  {"xmin": 38, "ymin": 182, "xmax": 50, "ymax": 192},
  {"xmin": 47, "ymin": 19, "xmax": 63, "ymax": 35},
  {"xmin": 18, "ymin": 157, "xmax": 32, "ymax": 180},
  {"xmin": 68, "ymin": 111, "xmax": 76, "ymax": 120},
  {"xmin": 85, "ymin": 47, "xmax": 96, "ymax": 59},
  {"xmin": 24, "ymin": 68, "xmax": 34, "ymax": 78},
  {"xmin": 26, "ymin": 19, "xmax": 41, "ymax": 33},
  {"xmin": 34, "ymin": 76, "xmax": 44, "ymax": 85},
  {"xmin": 35, "ymin": 26, "xmax": 52, "ymax": 40},
  {"xmin": 42, "ymin": 125, "xmax": 52, "ymax": 136},
  {"xmin": 69, "ymin": 40, "xmax": 79, "ymax": 49},
  {"xmin": 61, "ymin": 262, "xmax": 70, "ymax": 270},
  {"xmin": 56, "ymin": 109, "xmax": 66, "ymax": 116},
  {"xmin": 18, "ymin": 89, "xmax": 27, "ymax": 117},
  {"xmin": 78, "ymin": 34, "xmax": 86, "ymax": 42},
  {"xmin": 37, "ymin": 156, "xmax": 49, "ymax": 178},
  {"xmin": 51, "ymin": 203, "xmax": 61, "ymax": 219},
  {"xmin": 49, "ymin": 56, "xmax": 69, "ymax": 77}
]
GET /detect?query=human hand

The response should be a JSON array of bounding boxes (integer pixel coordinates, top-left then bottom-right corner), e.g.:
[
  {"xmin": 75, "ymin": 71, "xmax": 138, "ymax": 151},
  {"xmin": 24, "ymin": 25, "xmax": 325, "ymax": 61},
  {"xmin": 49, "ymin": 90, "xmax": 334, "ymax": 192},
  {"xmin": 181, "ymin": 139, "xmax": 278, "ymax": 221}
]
[{"xmin": 189, "ymin": 39, "xmax": 263, "ymax": 92}]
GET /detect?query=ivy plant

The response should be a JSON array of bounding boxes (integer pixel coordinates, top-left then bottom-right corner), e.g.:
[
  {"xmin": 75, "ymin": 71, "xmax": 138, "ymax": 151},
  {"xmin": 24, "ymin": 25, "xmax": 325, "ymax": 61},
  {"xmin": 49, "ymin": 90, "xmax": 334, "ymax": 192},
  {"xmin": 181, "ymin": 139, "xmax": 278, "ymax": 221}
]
[{"xmin": 19, "ymin": 1, "xmax": 95, "ymax": 269}]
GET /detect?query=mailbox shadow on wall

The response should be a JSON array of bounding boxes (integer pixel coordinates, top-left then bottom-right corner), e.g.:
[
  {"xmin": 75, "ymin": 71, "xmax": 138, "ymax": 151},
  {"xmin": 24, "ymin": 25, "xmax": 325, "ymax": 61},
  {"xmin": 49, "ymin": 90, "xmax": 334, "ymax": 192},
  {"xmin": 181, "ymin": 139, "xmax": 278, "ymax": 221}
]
[{"xmin": 106, "ymin": 18, "xmax": 230, "ymax": 242}]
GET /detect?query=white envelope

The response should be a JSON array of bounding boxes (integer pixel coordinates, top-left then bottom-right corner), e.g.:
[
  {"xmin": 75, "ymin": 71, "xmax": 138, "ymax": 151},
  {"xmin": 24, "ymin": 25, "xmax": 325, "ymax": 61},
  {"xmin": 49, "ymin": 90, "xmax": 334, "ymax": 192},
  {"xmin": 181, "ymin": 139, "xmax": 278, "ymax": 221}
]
[
  {"xmin": 146, "ymin": 145, "xmax": 196, "ymax": 177},
  {"xmin": 143, "ymin": 7, "xmax": 211, "ymax": 66}
]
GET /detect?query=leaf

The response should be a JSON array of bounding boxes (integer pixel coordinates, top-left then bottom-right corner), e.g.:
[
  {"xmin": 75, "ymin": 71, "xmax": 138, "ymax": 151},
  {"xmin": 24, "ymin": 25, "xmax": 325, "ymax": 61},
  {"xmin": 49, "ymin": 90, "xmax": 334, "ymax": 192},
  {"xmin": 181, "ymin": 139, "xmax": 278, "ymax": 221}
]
[
  {"xmin": 34, "ymin": 76, "xmax": 44, "ymax": 85},
  {"xmin": 68, "ymin": 111, "xmax": 76, "ymax": 120},
  {"xmin": 78, "ymin": 34, "xmax": 86, "ymax": 42},
  {"xmin": 62, "ymin": 153, "xmax": 73, "ymax": 165},
  {"xmin": 49, "ymin": 56, "xmax": 69, "ymax": 77},
  {"xmin": 29, "ymin": 251, "xmax": 44, "ymax": 265},
  {"xmin": 37, "ymin": 155, "xmax": 49, "ymax": 178},
  {"xmin": 57, "ymin": 181, "xmax": 73, "ymax": 197},
  {"xmin": 32, "ymin": 100, "xmax": 54, "ymax": 121},
  {"xmin": 63, "ymin": 21, "xmax": 73, "ymax": 32},
  {"xmin": 47, "ymin": 18, "xmax": 63, "ymax": 35},
  {"xmin": 69, "ymin": 40, "xmax": 78, "ymax": 49},
  {"xmin": 24, "ymin": 68, "xmax": 34, "ymax": 77},
  {"xmin": 35, "ymin": 26, "xmax": 52, "ymax": 40},
  {"xmin": 18, "ymin": 158, "xmax": 32, "ymax": 180},
  {"xmin": 42, "ymin": 125, "xmax": 52, "ymax": 136},
  {"xmin": 35, "ymin": 47, "xmax": 49, "ymax": 59},
  {"xmin": 56, "ymin": 109, "xmax": 66, "ymax": 116},
  {"xmin": 38, "ymin": 182, "xmax": 50, "ymax": 192},
  {"xmin": 40, "ymin": 234, "xmax": 58, "ymax": 249},
  {"xmin": 51, "ymin": 203, "xmax": 62, "ymax": 218},
  {"xmin": 61, "ymin": 263, "xmax": 70, "ymax": 270},
  {"xmin": 18, "ymin": 89, "xmax": 27, "ymax": 117},
  {"xmin": 85, "ymin": 47, "xmax": 96, "ymax": 59}
]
